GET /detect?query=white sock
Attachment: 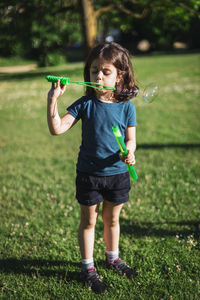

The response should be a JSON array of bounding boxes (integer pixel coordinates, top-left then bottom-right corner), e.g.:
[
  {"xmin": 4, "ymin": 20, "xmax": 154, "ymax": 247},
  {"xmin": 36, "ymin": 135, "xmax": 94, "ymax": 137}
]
[
  {"xmin": 106, "ymin": 250, "xmax": 119, "ymax": 263},
  {"xmin": 81, "ymin": 258, "xmax": 94, "ymax": 271}
]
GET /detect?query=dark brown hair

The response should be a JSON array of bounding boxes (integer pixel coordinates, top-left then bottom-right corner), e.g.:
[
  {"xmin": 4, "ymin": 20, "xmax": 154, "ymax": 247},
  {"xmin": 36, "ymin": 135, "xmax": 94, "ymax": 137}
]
[{"xmin": 84, "ymin": 42, "xmax": 139, "ymax": 101}]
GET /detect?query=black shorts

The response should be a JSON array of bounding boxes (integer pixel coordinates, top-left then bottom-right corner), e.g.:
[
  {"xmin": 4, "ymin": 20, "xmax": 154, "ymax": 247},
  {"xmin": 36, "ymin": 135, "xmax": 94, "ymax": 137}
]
[{"xmin": 76, "ymin": 171, "xmax": 131, "ymax": 206}]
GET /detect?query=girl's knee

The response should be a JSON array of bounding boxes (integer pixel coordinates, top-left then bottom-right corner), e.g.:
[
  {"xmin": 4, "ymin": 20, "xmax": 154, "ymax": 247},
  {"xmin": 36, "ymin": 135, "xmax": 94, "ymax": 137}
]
[
  {"xmin": 80, "ymin": 215, "xmax": 98, "ymax": 229},
  {"xmin": 102, "ymin": 201, "xmax": 123, "ymax": 227},
  {"xmin": 80, "ymin": 204, "xmax": 99, "ymax": 229},
  {"xmin": 102, "ymin": 213, "xmax": 119, "ymax": 227}
]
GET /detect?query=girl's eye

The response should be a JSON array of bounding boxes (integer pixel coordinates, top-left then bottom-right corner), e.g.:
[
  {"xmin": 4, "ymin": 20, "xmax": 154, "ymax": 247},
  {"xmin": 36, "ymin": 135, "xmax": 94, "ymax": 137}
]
[
  {"xmin": 91, "ymin": 69, "xmax": 111, "ymax": 75},
  {"xmin": 104, "ymin": 71, "xmax": 111, "ymax": 75}
]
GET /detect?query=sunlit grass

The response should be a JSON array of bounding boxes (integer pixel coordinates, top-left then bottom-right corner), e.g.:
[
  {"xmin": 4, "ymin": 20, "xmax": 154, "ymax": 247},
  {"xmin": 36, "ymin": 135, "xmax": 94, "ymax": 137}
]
[{"xmin": 0, "ymin": 53, "xmax": 199, "ymax": 299}]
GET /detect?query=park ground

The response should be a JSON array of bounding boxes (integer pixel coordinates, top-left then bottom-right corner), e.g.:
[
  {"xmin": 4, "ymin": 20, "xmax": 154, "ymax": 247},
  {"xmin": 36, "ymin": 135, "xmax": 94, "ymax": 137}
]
[{"xmin": 0, "ymin": 53, "xmax": 199, "ymax": 299}]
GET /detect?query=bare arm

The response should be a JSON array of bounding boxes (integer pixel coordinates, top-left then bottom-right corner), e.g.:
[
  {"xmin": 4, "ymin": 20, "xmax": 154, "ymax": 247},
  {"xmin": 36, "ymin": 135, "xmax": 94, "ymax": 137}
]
[
  {"xmin": 47, "ymin": 80, "xmax": 78, "ymax": 135},
  {"xmin": 124, "ymin": 126, "xmax": 136, "ymax": 165}
]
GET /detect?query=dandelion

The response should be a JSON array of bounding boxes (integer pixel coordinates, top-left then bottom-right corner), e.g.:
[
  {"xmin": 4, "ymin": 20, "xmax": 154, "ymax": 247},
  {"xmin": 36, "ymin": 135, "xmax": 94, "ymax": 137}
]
[
  {"xmin": 187, "ymin": 235, "xmax": 197, "ymax": 247},
  {"xmin": 97, "ymin": 237, "xmax": 103, "ymax": 244},
  {"xmin": 176, "ymin": 265, "xmax": 181, "ymax": 272}
]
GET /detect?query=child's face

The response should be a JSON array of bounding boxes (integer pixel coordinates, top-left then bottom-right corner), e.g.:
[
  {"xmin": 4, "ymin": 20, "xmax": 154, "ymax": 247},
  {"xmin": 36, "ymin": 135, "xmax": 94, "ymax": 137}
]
[{"xmin": 90, "ymin": 59, "xmax": 120, "ymax": 97}]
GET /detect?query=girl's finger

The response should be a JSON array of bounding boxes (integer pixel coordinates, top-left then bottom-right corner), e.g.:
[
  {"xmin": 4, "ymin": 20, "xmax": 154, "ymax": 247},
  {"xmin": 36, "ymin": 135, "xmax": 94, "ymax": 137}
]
[
  {"xmin": 56, "ymin": 79, "xmax": 60, "ymax": 88},
  {"xmin": 119, "ymin": 152, "xmax": 125, "ymax": 161},
  {"xmin": 61, "ymin": 84, "xmax": 66, "ymax": 93}
]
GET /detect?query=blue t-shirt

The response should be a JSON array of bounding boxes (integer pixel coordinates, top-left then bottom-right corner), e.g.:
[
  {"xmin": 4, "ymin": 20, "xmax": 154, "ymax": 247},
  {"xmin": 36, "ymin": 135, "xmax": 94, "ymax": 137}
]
[{"xmin": 67, "ymin": 96, "xmax": 137, "ymax": 176}]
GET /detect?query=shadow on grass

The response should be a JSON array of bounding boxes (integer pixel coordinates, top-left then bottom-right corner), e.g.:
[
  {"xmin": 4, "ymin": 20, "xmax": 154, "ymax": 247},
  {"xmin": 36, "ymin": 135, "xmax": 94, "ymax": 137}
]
[
  {"xmin": 0, "ymin": 67, "xmax": 83, "ymax": 82},
  {"xmin": 138, "ymin": 143, "xmax": 200, "ymax": 150},
  {"xmin": 0, "ymin": 258, "xmax": 80, "ymax": 282},
  {"xmin": 0, "ymin": 220, "xmax": 199, "ymax": 278},
  {"xmin": 120, "ymin": 219, "xmax": 200, "ymax": 238}
]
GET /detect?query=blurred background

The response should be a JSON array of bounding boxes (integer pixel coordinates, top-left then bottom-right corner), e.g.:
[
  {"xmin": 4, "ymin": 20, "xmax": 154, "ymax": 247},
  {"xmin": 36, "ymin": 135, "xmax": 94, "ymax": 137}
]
[{"xmin": 0, "ymin": 0, "xmax": 199, "ymax": 67}]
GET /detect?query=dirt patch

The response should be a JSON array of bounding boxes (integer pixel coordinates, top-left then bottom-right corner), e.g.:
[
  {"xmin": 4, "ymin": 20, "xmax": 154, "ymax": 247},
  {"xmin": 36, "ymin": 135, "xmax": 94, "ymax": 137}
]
[{"xmin": 0, "ymin": 64, "xmax": 37, "ymax": 73}]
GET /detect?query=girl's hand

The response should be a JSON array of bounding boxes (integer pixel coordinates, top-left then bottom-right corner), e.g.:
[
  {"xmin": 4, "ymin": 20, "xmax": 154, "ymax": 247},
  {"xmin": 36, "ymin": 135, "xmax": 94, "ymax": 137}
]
[
  {"xmin": 119, "ymin": 150, "xmax": 136, "ymax": 165},
  {"xmin": 48, "ymin": 79, "xmax": 66, "ymax": 100}
]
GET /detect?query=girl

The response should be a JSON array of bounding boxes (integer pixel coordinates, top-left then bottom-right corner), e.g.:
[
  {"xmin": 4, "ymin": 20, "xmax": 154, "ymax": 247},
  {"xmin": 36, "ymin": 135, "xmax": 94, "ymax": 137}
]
[{"xmin": 47, "ymin": 42, "xmax": 138, "ymax": 294}]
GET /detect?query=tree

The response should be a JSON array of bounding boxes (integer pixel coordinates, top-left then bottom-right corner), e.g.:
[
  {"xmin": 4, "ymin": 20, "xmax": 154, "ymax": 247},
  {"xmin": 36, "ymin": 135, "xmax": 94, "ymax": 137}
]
[
  {"xmin": 78, "ymin": 0, "xmax": 114, "ymax": 55},
  {"xmin": 78, "ymin": 0, "xmax": 200, "ymax": 56},
  {"xmin": 78, "ymin": 0, "xmax": 150, "ymax": 56}
]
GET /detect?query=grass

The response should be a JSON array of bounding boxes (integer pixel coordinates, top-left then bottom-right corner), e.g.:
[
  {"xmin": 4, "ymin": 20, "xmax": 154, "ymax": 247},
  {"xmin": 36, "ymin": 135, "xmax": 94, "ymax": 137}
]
[
  {"xmin": 0, "ymin": 53, "xmax": 200, "ymax": 299},
  {"xmin": 0, "ymin": 56, "xmax": 37, "ymax": 67}
]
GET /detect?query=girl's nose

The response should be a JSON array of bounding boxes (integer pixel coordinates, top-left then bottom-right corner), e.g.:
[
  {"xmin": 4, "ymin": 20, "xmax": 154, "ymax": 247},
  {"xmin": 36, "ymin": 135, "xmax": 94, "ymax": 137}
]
[{"xmin": 97, "ymin": 71, "xmax": 103, "ymax": 80}]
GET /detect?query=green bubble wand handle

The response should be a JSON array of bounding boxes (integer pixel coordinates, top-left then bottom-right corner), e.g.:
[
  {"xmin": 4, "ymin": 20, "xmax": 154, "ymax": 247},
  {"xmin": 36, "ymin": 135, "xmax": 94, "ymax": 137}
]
[
  {"xmin": 46, "ymin": 75, "xmax": 115, "ymax": 90},
  {"xmin": 112, "ymin": 125, "xmax": 138, "ymax": 181}
]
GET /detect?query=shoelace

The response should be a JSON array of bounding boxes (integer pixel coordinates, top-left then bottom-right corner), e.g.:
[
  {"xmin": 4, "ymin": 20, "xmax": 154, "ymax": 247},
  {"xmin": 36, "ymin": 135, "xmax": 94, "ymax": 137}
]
[
  {"xmin": 88, "ymin": 269, "xmax": 102, "ymax": 284},
  {"xmin": 112, "ymin": 258, "xmax": 133, "ymax": 275}
]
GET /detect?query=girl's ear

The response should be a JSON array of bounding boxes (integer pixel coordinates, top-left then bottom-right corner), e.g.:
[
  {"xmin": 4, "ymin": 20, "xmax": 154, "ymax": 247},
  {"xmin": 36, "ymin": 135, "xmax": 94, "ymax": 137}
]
[
  {"xmin": 116, "ymin": 70, "xmax": 125, "ymax": 83},
  {"xmin": 116, "ymin": 74, "xmax": 122, "ymax": 83}
]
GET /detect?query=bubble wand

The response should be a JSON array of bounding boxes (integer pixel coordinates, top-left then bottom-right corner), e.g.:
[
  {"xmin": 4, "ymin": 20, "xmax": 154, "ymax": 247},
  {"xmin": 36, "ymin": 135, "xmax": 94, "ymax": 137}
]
[
  {"xmin": 112, "ymin": 125, "xmax": 138, "ymax": 181},
  {"xmin": 46, "ymin": 75, "xmax": 116, "ymax": 90}
]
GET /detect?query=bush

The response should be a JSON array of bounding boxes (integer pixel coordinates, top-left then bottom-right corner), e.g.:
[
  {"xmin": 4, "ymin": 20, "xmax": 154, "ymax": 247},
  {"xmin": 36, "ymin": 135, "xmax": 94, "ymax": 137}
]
[{"xmin": 38, "ymin": 51, "xmax": 66, "ymax": 67}]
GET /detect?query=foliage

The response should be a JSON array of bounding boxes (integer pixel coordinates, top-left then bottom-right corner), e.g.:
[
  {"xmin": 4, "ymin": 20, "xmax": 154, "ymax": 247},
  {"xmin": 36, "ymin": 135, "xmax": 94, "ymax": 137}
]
[
  {"xmin": 98, "ymin": 0, "xmax": 200, "ymax": 50},
  {"xmin": 145, "ymin": 0, "xmax": 200, "ymax": 49},
  {"xmin": 0, "ymin": 53, "xmax": 200, "ymax": 299},
  {"xmin": 0, "ymin": 0, "xmax": 199, "ymax": 65},
  {"xmin": 0, "ymin": 0, "xmax": 81, "ymax": 66}
]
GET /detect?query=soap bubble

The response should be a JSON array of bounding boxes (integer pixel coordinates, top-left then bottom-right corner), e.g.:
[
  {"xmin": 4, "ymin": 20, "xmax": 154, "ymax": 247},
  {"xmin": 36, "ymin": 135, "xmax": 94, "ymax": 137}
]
[{"xmin": 143, "ymin": 83, "xmax": 159, "ymax": 103}]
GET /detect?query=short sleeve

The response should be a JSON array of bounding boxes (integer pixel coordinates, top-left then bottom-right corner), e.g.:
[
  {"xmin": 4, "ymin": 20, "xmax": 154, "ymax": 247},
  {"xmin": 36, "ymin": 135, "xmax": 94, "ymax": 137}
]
[
  {"xmin": 127, "ymin": 102, "xmax": 137, "ymax": 126},
  {"xmin": 67, "ymin": 96, "xmax": 85, "ymax": 120}
]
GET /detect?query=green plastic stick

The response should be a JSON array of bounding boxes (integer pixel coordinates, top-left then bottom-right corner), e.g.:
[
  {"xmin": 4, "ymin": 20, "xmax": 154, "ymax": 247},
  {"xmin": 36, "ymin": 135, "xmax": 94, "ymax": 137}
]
[
  {"xmin": 46, "ymin": 75, "xmax": 70, "ymax": 85},
  {"xmin": 112, "ymin": 125, "xmax": 138, "ymax": 181},
  {"xmin": 46, "ymin": 75, "xmax": 115, "ymax": 90}
]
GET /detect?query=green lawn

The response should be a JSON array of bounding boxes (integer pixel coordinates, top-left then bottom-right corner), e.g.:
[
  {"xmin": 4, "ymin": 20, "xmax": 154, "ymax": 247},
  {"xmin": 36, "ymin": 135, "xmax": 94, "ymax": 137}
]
[
  {"xmin": 0, "ymin": 56, "xmax": 37, "ymax": 67},
  {"xmin": 0, "ymin": 53, "xmax": 199, "ymax": 299}
]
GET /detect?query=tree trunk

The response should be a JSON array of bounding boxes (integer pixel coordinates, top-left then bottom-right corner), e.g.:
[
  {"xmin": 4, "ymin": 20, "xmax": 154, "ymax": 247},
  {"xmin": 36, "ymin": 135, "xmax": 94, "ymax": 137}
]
[{"xmin": 78, "ymin": 0, "xmax": 97, "ymax": 57}]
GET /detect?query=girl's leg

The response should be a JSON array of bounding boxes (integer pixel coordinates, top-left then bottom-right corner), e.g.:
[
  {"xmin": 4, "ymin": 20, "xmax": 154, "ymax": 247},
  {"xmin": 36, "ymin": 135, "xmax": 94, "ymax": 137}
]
[
  {"xmin": 78, "ymin": 203, "xmax": 100, "ymax": 259},
  {"xmin": 102, "ymin": 200, "xmax": 138, "ymax": 278},
  {"xmin": 79, "ymin": 203, "xmax": 107, "ymax": 294},
  {"xmin": 102, "ymin": 200, "xmax": 124, "ymax": 252}
]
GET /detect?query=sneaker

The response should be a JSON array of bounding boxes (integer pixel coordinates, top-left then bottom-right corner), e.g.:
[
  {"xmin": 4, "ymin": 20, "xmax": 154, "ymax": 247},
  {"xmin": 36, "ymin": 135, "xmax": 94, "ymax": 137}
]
[
  {"xmin": 80, "ymin": 267, "xmax": 107, "ymax": 294},
  {"xmin": 106, "ymin": 258, "xmax": 138, "ymax": 278}
]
